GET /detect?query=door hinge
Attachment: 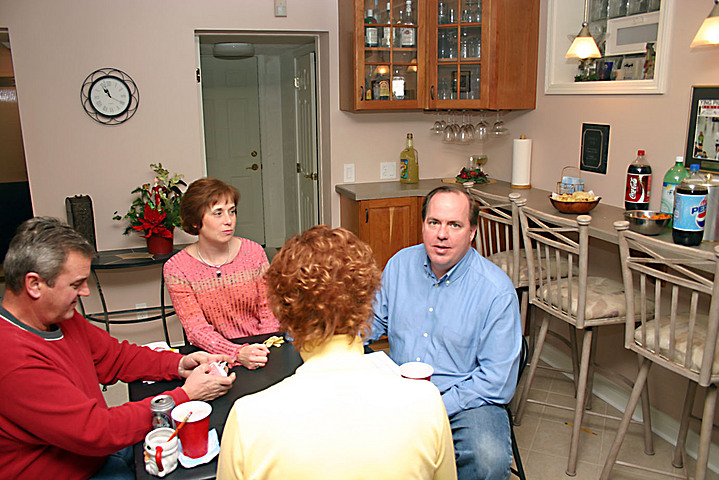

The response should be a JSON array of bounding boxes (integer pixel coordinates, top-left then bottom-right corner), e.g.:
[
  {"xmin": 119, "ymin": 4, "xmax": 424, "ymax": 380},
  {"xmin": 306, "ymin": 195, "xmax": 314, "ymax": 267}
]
[
  {"xmin": 196, "ymin": 68, "xmax": 201, "ymax": 83},
  {"xmin": 293, "ymin": 77, "xmax": 301, "ymax": 89},
  {"xmin": 296, "ymin": 163, "xmax": 302, "ymax": 173}
]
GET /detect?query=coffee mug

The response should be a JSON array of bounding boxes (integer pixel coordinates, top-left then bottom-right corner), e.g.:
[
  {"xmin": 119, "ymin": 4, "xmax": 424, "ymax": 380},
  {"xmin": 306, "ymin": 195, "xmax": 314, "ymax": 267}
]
[{"xmin": 144, "ymin": 428, "xmax": 179, "ymax": 477}]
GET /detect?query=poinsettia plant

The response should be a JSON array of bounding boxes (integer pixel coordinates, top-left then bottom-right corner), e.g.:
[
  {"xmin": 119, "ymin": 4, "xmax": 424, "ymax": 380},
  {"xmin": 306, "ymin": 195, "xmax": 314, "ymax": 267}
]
[{"xmin": 113, "ymin": 163, "xmax": 186, "ymax": 238}]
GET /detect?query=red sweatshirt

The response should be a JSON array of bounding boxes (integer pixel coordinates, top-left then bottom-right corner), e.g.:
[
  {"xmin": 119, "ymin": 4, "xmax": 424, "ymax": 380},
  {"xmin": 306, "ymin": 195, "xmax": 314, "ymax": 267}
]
[{"xmin": 0, "ymin": 308, "xmax": 190, "ymax": 480}]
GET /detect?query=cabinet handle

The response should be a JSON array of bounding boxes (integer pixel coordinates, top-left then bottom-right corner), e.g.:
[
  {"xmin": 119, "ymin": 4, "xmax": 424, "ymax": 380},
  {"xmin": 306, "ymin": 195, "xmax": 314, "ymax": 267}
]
[
  {"xmin": 365, "ymin": 209, "xmax": 368, "ymax": 223},
  {"xmin": 431, "ymin": 85, "xmax": 435, "ymax": 100},
  {"xmin": 360, "ymin": 86, "xmax": 364, "ymax": 101}
]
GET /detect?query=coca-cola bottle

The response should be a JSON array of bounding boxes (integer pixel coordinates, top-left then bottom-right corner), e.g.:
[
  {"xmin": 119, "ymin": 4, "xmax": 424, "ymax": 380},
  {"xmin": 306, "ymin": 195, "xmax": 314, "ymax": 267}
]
[{"xmin": 625, "ymin": 150, "xmax": 652, "ymax": 210}]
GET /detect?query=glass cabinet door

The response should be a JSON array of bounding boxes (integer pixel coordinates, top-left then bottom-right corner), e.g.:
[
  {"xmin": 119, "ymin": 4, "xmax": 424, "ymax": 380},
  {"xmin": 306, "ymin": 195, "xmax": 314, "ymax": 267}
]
[
  {"xmin": 428, "ymin": 0, "xmax": 483, "ymax": 108},
  {"xmin": 360, "ymin": 0, "xmax": 423, "ymax": 108}
]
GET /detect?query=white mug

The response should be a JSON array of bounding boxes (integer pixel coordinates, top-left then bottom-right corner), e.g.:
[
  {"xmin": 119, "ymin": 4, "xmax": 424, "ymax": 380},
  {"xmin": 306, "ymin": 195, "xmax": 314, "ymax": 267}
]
[{"xmin": 144, "ymin": 428, "xmax": 179, "ymax": 477}]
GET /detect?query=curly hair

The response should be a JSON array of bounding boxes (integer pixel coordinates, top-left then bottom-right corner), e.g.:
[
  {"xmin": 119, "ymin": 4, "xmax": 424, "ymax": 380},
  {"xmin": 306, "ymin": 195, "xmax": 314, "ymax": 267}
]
[
  {"xmin": 264, "ymin": 225, "xmax": 381, "ymax": 351},
  {"xmin": 180, "ymin": 178, "xmax": 240, "ymax": 235}
]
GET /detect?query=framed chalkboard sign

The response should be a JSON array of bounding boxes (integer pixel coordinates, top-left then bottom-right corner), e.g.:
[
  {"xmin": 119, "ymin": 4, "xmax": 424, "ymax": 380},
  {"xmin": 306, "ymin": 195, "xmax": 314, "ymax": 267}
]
[
  {"xmin": 685, "ymin": 86, "xmax": 719, "ymax": 172},
  {"xmin": 580, "ymin": 123, "xmax": 609, "ymax": 175}
]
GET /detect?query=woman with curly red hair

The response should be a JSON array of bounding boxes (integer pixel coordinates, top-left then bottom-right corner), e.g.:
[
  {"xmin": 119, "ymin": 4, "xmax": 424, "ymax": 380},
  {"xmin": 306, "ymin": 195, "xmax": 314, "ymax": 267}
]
[{"xmin": 218, "ymin": 225, "xmax": 456, "ymax": 480}]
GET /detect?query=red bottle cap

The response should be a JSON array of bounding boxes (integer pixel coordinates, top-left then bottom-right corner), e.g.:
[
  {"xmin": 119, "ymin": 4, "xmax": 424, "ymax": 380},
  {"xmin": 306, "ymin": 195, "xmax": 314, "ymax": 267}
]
[{"xmin": 637, "ymin": 150, "xmax": 645, "ymax": 155}]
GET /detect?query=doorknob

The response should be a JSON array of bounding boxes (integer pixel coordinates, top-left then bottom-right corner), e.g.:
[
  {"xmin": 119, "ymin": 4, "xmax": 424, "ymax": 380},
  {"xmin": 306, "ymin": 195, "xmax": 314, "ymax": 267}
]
[
  {"xmin": 304, "ymin": 172, "xmax": 318, "ymax": 181},
  {"xmin": 251, "ymin": 151, "xmax": 258, "ymax": 157},
  {"xmin": 247, "ymin": 164, "xmax": 259, "ymax": 171}
]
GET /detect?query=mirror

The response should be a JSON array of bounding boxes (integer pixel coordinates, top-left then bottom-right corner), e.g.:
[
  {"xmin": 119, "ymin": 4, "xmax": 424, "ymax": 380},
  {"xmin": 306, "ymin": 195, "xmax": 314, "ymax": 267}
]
[{"xmin": 545, "ymin": 0, "xmax": 674, "ymax": 95}]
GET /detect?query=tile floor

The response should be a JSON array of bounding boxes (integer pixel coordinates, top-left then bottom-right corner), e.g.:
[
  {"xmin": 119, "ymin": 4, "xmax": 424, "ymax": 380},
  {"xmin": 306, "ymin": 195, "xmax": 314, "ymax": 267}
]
[{"xmin": 511, "ymin": 363, "xmax": 719, "ymax": 480}]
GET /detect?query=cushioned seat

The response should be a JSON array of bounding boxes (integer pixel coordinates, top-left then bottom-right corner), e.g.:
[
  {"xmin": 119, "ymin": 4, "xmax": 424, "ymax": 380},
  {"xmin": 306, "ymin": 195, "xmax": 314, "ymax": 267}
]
[
  {"xmin": 488, "ymin": 249, "xmax": 577, "ymax": 285},
  {"xmin": 539, "ymin": 276, "xmax": 654, "ymax": 323}
]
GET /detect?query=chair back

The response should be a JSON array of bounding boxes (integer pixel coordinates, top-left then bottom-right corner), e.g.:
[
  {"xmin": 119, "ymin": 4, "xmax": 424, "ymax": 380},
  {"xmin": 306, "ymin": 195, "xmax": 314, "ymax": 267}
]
[
  {"xmin": 614, "ymin": 221, "xmax": 719, "ymax": 387},
  {"xmin": 470, "ymin": 190, "xmax": 523, "ymax": 288},
  {"xmin": 517, "ymin": 202, "xmax": 591, "ymax": 328},
  {"xmin": 65, "ymin": 195, "xmax": 97, "ymax": 250}
]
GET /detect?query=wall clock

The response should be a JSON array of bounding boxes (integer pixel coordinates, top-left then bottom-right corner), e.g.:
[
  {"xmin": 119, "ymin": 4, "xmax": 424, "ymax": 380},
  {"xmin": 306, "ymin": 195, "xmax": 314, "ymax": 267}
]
[{"xmin": 80, "ymin": 68, "xmax": 139, "ymax": 125}]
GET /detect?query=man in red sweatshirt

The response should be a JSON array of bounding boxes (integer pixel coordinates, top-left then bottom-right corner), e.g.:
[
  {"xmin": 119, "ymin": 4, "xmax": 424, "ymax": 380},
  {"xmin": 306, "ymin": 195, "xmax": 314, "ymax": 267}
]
[{"xmin": 0, "ymin": 217, "xmax": 236, "ymax": 480}]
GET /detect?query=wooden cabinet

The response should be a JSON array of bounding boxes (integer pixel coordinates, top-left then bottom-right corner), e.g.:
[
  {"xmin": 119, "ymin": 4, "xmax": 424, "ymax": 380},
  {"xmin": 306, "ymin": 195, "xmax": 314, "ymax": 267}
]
[
  {"xmin": 339, "ymin": 0, "xmax": 539, "ymax": 111},
  {"xmin": 340, "ymin": 195, "xmax": 423, "ymax": 268}
]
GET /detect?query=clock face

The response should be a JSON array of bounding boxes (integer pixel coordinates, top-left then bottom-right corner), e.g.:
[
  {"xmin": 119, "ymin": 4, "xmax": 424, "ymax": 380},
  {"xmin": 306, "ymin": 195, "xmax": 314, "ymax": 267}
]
[
  {"xmin": 81, "ymin": 68, "xmax": 139, "ymax": 125},
  {"xmin": 89, "ymin": 76, "xmax": 131, "ymax": 117}
]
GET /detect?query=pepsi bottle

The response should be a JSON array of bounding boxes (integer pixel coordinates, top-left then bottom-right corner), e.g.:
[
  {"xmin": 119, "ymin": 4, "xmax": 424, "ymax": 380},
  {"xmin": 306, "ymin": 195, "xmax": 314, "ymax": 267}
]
[
  {"xmin": 625, "ymin": 150, "xmax": 652, "ymax": 210},
  {"xmin": 672, "ymin": 164, "xmax": 708, "ymax": 247}
]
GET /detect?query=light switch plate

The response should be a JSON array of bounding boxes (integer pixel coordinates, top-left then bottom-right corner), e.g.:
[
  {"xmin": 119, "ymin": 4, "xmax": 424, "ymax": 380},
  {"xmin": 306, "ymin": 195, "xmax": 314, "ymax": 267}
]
[
  {"xmin": 274, "ymin": 0, "xmax": 287, "ymax": 17},
  {"xmin": 344, "ymin": 164, "xmax": 355, "ymax": 183},
  {"xmin": 380, "ymin": 162, "xmax": 397, "ymax": 179}
]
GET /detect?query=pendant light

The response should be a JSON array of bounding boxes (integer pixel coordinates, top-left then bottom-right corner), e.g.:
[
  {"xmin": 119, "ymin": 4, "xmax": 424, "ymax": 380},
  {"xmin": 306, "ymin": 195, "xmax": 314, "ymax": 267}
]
[
  {"xmin": 565, "ymin": 1, "xmax": 602, "ymax": 59},
  {"xmin": 691, "ymin": 0, "xmax": 719, "ymax": 47}
]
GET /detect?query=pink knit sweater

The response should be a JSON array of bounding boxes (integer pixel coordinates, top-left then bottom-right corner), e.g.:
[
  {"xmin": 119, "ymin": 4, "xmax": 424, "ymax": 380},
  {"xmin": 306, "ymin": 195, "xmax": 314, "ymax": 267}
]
[{"xmin": 164, "ymin": 239, "xmax": 280, "ymax": 358}]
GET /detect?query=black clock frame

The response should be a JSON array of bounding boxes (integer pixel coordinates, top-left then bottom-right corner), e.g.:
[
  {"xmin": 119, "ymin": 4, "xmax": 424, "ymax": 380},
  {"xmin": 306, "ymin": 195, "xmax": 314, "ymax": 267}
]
[{"xmin": 81, "ymin": 68, "xmax": 139, "ymax": 125}]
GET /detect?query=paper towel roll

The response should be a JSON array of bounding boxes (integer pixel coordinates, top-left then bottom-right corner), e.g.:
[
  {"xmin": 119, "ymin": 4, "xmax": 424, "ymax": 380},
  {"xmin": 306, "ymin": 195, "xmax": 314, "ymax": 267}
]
[{"xmin": 511, "ymin": 136, "xmax": 532, "ymax": 188}]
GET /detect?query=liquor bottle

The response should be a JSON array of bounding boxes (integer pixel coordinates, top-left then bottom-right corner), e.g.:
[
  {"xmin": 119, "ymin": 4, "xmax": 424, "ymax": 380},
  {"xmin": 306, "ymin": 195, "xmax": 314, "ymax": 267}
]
[
  {"xmin": 625, "ymin": 149, "xmax": 652, "ymax": 210},
  {"xmin": 381, "ymin": 2, "xmax": 392, "ymax": 47},
  {"xmin": 392, "ymin": 68, "xmax": 405, "ymax": 100},
  {"xmin": 673, "ymin": 164, "xmax": 708, "ymax": 246},
  {"xmin": 660, "ymin": 156, "xmax": 689, "ymax": 218},
  {"xmin": 400, "ymin": 1, "xmax": 416, "ymax": 48},
  {"xmin": 371, "ymin": 67, "xmax": 390, "ymax": 100},
  {"xmin": 365, "ymin": 10, "xmax": 379, "ymax": 47},
  {"xmin": 399, "ymin": 133, "xmax": 419, "ymax": 184}
]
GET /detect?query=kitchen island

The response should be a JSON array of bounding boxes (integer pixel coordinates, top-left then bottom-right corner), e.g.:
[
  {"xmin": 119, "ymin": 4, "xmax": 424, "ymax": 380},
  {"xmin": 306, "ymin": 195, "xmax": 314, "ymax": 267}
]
[{"xmin": 336, "ymin": 178, "xmax": 717, "ymax": 254}]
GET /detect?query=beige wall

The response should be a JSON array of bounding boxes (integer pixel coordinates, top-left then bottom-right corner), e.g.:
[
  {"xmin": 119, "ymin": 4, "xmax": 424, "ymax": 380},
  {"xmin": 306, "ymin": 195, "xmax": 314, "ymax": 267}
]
[{"xmin": 2, "ymin": 0, "xmax": 719, "ymax": 444}]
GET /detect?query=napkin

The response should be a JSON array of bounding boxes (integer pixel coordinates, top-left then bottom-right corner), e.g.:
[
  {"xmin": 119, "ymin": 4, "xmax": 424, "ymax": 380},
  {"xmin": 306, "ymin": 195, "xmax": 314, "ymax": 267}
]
[{"xmin": 178, "ymin": 428, "xmax": 220, "ymax": 468}]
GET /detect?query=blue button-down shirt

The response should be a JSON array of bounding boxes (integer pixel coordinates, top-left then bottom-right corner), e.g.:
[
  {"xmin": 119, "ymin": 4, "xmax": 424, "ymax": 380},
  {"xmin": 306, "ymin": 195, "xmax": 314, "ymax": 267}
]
[{"xmin": 370, "ymin": 245, "xmax": 521, "ymax": 417}]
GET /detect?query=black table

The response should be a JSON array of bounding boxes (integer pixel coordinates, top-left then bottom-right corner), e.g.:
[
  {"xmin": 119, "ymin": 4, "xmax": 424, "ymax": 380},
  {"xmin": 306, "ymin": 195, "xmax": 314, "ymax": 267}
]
[
  {"xmin": 129, "ymin": 333, "xmax": 303, "ymax": 480},
  {"xmin": 81, "ymin": 246, "xmax": 185, "ymax": 345}
]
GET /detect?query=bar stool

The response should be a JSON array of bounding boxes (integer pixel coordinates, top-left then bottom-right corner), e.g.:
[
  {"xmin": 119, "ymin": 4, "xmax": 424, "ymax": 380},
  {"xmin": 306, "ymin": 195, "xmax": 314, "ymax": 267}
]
[
  {"xmin": 601, "ymin": 221, "xmax": 719, "ymax": 480},
  {"xmin": 513, "ymin": 202, "xmax": 653, "ymax": 476}
]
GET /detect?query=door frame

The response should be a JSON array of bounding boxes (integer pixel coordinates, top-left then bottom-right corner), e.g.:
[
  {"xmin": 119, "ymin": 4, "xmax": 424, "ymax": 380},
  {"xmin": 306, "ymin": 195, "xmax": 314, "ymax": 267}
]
[{"xmin": 194, "ymin": 31, "xmax": 327, "ymax": 245}]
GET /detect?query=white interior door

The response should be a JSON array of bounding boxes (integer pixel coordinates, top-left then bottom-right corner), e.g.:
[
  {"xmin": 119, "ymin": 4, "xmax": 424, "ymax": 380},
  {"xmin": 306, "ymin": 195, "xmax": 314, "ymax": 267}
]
[
  {"xmin": 294, "ymin": 52, "xmax": 319, "ymax": 232},
  {"xmin": 202, "ymin": 56, "xmax": 265, "ymax": 244}
]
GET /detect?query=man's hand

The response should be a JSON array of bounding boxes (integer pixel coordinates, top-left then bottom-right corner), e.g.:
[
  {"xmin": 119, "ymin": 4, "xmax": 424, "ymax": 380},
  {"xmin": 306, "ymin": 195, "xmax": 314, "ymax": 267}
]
[
  {"xmin": 178, "ymin": 352, "xmax": 234, "ymax": 379},
  {"xmin": 236, "ymin": 344, "xmax": 270, "ymax": 370},
  {"xmin": 181, "ymin": 364, "xmax": 236, "ymax": 401}
]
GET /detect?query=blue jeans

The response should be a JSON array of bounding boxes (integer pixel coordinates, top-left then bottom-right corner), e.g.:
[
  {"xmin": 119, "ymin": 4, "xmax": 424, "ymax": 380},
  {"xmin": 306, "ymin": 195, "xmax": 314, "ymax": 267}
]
[
  {"xmin": 449, "ymin": 404, "xmax": 512, "ymax": 480},
  {"xmin": 89, "ymin": 446, "xmax": 135, "ymax": 480}
]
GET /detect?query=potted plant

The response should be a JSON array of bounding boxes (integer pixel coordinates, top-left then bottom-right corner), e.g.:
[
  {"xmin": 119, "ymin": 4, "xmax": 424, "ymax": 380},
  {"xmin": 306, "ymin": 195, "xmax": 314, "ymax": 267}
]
[{"xmin": 113, "ymin": 163, "xmax": 186, "ymax": 255}]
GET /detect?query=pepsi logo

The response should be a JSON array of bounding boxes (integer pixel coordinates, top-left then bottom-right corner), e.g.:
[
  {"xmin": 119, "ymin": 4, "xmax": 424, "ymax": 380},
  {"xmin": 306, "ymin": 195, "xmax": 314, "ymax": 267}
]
[{"xmin": 695, "ymin": 197, "xmax": 708, "ymax": 229}]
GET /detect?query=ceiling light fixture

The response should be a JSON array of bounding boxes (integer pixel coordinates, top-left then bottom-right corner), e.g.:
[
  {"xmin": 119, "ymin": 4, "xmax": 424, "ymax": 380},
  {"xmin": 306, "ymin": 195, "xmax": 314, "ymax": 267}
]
[
  {"xmin": 691, "ymin": 0, "xmax": 719, "ymax": 47},
  {"xmin": 212, "ymin": 42, "xmax": 255, "ymax": 59},
  {"xmin": 565, "ymin": 1, "xmax": 602, "ymax": 59}
]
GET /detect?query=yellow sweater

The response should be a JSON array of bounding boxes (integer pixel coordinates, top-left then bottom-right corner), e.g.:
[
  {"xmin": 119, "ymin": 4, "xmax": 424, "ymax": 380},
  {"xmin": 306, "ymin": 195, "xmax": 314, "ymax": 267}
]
[{"xmin": 217, "ymin": 335, "xmax": 456, "ymax": 480}]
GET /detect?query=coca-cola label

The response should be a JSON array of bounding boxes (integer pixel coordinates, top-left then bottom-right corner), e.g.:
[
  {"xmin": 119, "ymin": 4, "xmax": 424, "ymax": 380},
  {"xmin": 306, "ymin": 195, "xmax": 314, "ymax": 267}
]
[{"xmin": 625, "ymin": 173, "xmax": 651, "ymax": 203}]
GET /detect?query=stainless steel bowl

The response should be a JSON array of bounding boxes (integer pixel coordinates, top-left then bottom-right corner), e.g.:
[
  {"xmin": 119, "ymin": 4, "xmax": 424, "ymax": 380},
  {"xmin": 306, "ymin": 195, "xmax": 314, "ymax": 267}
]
[{"xmin": 624, "ymin": 210, "xmax": 671, "ymax": 236}]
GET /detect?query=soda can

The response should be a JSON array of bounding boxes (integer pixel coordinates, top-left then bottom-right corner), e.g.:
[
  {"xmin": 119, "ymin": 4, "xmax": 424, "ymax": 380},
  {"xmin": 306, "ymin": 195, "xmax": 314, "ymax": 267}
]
[{"xmin": 150, "ymin": 395, "xmax": 175, "ymax": 430}]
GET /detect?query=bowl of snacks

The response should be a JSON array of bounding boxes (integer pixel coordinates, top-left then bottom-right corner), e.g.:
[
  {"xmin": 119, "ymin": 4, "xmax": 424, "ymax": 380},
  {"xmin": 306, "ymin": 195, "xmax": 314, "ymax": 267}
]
[
  {"xmin": 624, "ymin": 210, "xmax": 672, "ymax": 236},
  {"xmin": 549, "ymin": 191, "xmax": 601, "ymax": 214}
]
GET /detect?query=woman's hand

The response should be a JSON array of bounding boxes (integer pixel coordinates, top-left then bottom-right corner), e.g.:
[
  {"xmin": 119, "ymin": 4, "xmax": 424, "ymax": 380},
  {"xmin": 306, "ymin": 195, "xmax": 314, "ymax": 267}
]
[{"xmin": 236, "ymin": 343, "xmax": 270, "ymax": 370}]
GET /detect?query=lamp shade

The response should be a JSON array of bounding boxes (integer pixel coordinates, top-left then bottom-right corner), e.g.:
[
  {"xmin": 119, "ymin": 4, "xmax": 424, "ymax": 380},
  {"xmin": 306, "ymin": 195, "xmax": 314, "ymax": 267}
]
[
  {"xmin": 212, "ymin": 43, "xmax": 255, "ymax": 58},
  {"xmin": 691, "ymin": 1, "xmax": 719, "ymax": 47},
  {"xmin": 566, "ymin": 23, "xmax": 602, "ymax": 59}
]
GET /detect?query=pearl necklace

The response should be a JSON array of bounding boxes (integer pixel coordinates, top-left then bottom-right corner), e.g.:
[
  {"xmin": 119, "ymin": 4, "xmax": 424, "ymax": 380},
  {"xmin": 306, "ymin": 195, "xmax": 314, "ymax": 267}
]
[{"xmin": 196, "ymin": 244, "xmax": 231, "ymax": 278}]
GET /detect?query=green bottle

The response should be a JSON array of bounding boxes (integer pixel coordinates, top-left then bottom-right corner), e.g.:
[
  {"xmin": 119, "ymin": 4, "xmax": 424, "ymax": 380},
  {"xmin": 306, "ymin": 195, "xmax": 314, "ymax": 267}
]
[{"xmin": 660, "ymin": 156, "xmax": 690, "ymax": 218}]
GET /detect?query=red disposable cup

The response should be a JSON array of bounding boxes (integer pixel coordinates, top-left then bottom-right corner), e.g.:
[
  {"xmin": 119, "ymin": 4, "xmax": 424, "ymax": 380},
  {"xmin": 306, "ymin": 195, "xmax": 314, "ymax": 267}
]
[
  {"xmin": 171, "ymin": 401, "xmax": 212, "ymax": 458},
  {"xmin": 399, "ymin": 362, "xmax": 434, "ymax": 381}
]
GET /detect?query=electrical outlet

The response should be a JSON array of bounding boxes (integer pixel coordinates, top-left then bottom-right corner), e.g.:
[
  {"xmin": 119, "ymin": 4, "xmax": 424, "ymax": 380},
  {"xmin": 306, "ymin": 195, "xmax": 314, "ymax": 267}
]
[
  {"xmin": 380, "ymin": 162, "xmax": 397, "ymax": 179},
  {"xmin": 344, "ymin": 164, "xmax": 355, "ymax": 182},
  {"xmin": 274, "ymin": 0, "xmax": 287, "ymax": 17},
  {"xmin": 136, "ymin": 303, "xmax": 148, "ymax": 320}
]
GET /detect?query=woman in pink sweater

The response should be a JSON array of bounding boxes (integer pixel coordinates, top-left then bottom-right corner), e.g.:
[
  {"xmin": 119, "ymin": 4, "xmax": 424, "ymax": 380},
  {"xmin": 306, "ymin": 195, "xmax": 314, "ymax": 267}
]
[{"xmin": 164, "ymin": 178, "xmax": 280, "ymax": 369}]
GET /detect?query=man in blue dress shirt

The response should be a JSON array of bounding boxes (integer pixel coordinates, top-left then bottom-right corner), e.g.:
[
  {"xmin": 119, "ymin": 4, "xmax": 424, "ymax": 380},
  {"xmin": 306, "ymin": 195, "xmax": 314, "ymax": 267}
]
[{"xmin": 370, "ymin": 185, "xmax": 522, "ymax": 480}]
